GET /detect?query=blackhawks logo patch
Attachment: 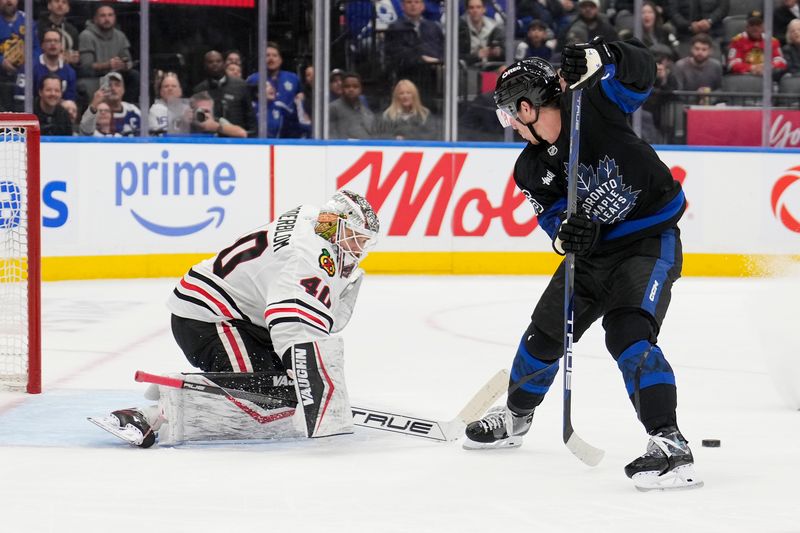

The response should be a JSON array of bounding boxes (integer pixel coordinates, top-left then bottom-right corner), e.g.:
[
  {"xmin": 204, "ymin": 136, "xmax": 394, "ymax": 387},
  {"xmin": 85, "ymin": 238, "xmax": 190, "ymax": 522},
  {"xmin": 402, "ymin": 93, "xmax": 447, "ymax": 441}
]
[{"xmin": 319, "ymin": 249, "xmax": 335, "ymax": 277}]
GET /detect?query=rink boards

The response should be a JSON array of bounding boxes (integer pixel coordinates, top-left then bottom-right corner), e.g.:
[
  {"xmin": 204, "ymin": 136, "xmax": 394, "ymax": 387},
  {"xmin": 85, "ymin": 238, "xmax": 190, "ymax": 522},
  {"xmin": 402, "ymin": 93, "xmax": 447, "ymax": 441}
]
[{"xmin": 38, "ymin": 138, "xmax": 800, "ymax": 279}]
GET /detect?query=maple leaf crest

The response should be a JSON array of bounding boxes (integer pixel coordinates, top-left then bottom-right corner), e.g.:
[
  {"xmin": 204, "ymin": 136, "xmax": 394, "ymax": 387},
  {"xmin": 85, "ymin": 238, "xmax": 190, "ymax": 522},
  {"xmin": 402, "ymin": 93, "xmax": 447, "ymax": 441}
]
[{"xmin": 566, "ymin": 156, "xmax": 641, "ymax": 223}]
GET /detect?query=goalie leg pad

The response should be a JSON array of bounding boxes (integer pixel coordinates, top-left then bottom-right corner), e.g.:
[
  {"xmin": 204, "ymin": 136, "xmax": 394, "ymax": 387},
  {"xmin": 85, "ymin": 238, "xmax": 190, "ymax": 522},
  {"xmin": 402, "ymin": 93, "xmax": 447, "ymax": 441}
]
[
  {"xmin": 156, "ymin": 374, "xmax": 299, "ymax": 445},
  {"xmin": 283, "ymin": 337, "xmax": 353, "ymax": 438}
]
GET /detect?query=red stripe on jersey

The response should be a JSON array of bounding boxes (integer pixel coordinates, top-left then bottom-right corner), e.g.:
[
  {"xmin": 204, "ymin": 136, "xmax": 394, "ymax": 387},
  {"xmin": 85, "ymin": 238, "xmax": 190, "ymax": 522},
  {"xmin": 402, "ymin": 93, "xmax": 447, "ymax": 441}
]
[
  {"xmin": 313, "ymin": 341, "xmax": 335, "ymax": 434},
  {"xmin": 221, "ymin": 322, "xmax": 249, "ymax": 372},
  {"xmin": 180, "ymin": 278, "xmax": 234, "ymax": 319},
  {"xmin": 264, "ymin": 307, "xmax": 329, "ymax": 330}
]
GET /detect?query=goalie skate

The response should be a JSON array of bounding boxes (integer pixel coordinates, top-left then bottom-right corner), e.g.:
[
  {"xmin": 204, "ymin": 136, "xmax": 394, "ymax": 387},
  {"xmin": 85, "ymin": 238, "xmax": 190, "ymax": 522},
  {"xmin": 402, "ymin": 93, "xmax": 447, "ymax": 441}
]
[
  {"xmin": 88, "ymin": 409, "xmax": 157, "ymax": 448},
  {"xmin": 625, "ymin": 426, "xmax": 704, "ymax": 492}
]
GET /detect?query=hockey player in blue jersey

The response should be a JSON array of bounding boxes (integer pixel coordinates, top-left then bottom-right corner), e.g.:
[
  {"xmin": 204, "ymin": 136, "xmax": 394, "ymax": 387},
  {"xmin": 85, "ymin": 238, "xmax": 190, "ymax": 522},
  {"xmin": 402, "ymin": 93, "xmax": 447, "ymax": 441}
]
[{"xmin": 463, "ymin": 38, "xmax": 702, "ymax": 492}]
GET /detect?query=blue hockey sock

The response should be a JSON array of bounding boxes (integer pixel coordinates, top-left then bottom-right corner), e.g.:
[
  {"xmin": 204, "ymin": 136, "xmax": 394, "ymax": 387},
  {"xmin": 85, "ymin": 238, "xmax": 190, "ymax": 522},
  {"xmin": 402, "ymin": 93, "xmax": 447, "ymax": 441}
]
[{"xmin": 616, "ymin": 340, "xmax": 675, "ymax": 396}]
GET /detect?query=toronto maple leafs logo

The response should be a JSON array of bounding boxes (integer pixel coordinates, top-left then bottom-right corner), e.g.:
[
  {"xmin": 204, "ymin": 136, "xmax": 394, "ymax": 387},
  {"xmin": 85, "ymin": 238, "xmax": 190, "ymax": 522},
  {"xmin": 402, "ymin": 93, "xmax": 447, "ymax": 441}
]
[{"xmin": 570, "ymin": 156, "xmax": 640, "ymax": 224}]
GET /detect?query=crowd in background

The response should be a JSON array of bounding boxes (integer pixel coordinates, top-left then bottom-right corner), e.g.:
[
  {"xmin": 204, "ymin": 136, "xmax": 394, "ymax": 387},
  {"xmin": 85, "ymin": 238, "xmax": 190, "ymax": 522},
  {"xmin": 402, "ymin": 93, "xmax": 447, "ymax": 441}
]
[{"xmin": 2, "ymin": 0, "xmax": 798, "ymax": 142}]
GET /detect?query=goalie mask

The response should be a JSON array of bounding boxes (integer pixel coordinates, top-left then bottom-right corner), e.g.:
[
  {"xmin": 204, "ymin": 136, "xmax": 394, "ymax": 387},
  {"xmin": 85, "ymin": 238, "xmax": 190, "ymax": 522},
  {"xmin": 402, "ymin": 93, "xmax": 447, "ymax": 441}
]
[{"xmin": 315, "ymin": 190, "xmax": 380, "ymax": 278}]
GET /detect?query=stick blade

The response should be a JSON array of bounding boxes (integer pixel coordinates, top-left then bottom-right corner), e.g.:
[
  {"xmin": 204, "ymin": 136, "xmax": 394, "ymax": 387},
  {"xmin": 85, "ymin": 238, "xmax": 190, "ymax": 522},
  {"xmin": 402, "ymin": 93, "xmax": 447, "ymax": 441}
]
[
  {"xmin": 565, "ymin": 432, "xmax": 605, "ymax": 466},
  {"xmin": 455, "ymin": 368, "xmax": 510, "ymax": 424}
]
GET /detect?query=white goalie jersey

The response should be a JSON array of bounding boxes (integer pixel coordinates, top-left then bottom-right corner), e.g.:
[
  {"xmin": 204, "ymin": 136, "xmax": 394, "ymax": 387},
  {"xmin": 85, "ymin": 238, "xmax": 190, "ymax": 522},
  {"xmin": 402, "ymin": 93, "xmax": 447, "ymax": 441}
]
[{"xmin": 167, "ymin": 204, "xmax": 360, "ymax": 357}]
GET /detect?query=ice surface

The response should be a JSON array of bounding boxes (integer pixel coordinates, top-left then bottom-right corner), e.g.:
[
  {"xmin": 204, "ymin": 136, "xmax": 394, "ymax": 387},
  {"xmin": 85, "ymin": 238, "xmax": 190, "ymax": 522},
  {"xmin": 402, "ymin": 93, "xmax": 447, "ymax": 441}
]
[{"xmin": 1, "ymin": 275, "xmax": 798, "ymax": 532}]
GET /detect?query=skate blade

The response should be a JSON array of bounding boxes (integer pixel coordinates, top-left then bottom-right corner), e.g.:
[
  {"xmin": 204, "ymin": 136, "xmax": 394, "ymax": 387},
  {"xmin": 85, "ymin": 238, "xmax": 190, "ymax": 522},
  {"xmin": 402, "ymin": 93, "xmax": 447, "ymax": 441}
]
[
  {"xmin": 633, "ymin": 464, "xmax": 704, "ymax": 492},
  {"xmin": 87, "ymin": 415, "xmax": 146, "ymax": 447},
  {"xmin": 462, "ymin": 436, "xmax": 523, "ymax": 450}
]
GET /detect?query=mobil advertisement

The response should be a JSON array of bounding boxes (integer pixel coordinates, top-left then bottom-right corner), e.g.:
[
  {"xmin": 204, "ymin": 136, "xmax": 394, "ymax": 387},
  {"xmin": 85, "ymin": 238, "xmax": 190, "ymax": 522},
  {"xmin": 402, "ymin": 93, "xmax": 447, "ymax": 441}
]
[
  {"xmin": 41, "ymin": 141, "xmax": 270, "ymax": 258},
  {"xmin": 38, "ymin": 140, "xmax": 799, "ymax": 279}
]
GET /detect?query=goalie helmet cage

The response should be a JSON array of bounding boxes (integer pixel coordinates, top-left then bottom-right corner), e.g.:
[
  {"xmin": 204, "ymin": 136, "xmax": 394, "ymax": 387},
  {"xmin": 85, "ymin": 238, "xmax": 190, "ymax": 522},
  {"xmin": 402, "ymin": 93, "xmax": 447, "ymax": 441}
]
[{"xmin": 0, "ymin": 113, "xmax": 41, "ymax": 394}]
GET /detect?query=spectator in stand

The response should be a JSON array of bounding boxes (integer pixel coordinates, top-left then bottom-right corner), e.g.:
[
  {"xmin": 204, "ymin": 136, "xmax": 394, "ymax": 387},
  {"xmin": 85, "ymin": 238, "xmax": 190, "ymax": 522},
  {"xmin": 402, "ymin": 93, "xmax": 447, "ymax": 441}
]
[
  {"xmin": 92, "ymin": 101, "xmax": 120, "ymax": 137},
  {"xmin": 375, "ymin": 79, "xmax": 437, "ymax": 140},
  {"xmin": 80, "ymin": 71, "xmax": 141, "ymax": 136},
  {"xmin": 0, "ymin": 0, "xmax": 40, "ymax": 111},
  {"xmin": 782, "ymin": 19, "xmax": 800, "ymax": 75},
  {"xmin": 224, "ymin": 49, "xmax": 243, "ymax": 80},
  {"xmin": 665, "ymin": 0, "xmax": 728, "ymax": 42},
  {"xmin": 329, "ymin": 72, "xmax": 374, "ymax": 139},
  {"xmin": 36, "ymin": 0, "xmax": 80, "ymax": 67},
  {"xmin": 33, "ymin": 30, "xmax": 77, "ymax": 104},
  {"xmin": 459, "ymin": 0, "xmax": 505, "ymax": 67},
  {"xmin": 245, "ymin": 42, "xmax": 300, "ymax": 109},
  {"xmin": 224, "ymin": 50, "xmax": 242, "ymax": 69},
  {"xmin": 188, "ymin": 90, "xmax": 247, "ymax": 138},
  {"xmin": 34, "ymin": 74, "xmax": 73, "ymax": 135},
  {"xmin": 78, "ymin": 3, "xmax": 138, "ymax": 103},
  {"xmin": 634, "ymin": 0, "xmax": 679, "ymax": 60},
  {"xmin": 296, "ymin": 64, "xmax": 313, "ymax": 122},
  {"xmin": 775, "ymin": 0, "xmax": 800, "ymax": 46},
  {"xmin": 261, "ymin": 80, "xmax": 307, "ymax": 138},
  {"xmin": 149, "ymin": 71, "xmax": 190, "ymax": 135},
  {"xmin": 516, "ymin": 20, "xmax": 553, "ymax": 61},
  {"xmin": 672, "ymin": 33, "xmax": 722, "ymax": 92},
  {"xmin": 516, "ymin": 0, "xmax": 566, "ymax": 38},
  {"xmin": 330, "ymin": 68, "xmax": 344, "ymax": 101},
  {"xmin": 194, "ymin": 49, "xmax": 255, "ymax": 135},
  {"xmin": 728, "ymin": 10, "xmax": 788, "ymax": 81},
  {"xmin": 225, "ymin": 62, "xmax": 242, "ymax": 80},
  {"xmin": 564, "ymin": 0, "xmax": 619, "ymax": 48},
  {"xmin": 384, "ymin": 0, "xmax": 444, "ymax": 106}
]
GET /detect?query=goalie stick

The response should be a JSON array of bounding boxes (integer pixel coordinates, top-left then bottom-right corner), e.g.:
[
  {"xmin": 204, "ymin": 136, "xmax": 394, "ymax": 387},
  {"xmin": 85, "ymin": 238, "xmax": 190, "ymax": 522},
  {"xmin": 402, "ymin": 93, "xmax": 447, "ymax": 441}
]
[
  {"xmin": 133, "ymin": 369, "xmax": 509, "ymax": 443},
  {"xmin": 562, "ymin": 89, "xmax": 604, "ymax": 467}
]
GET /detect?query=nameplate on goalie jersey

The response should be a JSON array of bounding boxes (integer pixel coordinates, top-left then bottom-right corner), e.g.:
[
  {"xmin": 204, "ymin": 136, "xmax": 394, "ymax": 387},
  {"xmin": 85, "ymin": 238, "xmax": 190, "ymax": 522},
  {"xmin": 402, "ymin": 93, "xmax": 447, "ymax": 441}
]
[{"xmin": 351, "ymin": 407, "xmax": 449, "ymax": 441}]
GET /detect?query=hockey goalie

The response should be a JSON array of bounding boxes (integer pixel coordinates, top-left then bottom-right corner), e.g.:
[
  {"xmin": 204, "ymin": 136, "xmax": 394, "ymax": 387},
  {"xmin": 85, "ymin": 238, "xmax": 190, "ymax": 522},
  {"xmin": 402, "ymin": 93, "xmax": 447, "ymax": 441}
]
[{"xmin": 89, "ymin": 190, "xmax": 380, "ymax": 447}]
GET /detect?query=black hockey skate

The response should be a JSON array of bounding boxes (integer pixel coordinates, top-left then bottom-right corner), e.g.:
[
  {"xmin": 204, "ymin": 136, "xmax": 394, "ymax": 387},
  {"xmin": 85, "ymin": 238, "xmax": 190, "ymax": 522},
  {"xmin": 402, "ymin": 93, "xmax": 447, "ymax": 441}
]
[
  {"xmin": 462, "ymin": 405, "xmax": 533, "ymax": 450},
  {"xmin": 88, "ymin": 408, "xmax": 157, "ymax": 448},
  {"xmin": 625, "ymin": 426, "xmax": 703, "ymax": 491}
]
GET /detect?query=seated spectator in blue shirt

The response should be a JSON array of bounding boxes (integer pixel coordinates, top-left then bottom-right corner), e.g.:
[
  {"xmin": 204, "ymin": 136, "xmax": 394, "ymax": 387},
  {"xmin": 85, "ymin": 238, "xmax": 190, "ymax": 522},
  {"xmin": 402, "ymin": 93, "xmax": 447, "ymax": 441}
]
[
  {"xmin": 16, "ymin": 29, "xmax": 77, "ymax": 109},
  {"xmin": 245, "ymin": 41, "xmax": 300, "ymax": 109},
  {"xmin": 515, "ymin": 20, "xmax": 553, "ymax": 61},
  {"xmin": 257, "ymin": 80, "xmax": 309, "ymax": 138}
]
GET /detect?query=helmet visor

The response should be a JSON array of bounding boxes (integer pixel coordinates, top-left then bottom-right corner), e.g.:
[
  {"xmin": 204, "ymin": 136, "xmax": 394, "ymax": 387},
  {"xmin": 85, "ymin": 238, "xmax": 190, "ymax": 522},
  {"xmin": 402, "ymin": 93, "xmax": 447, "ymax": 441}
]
[{"xmin": 496, "ymin": 108, "xmax": 515, "ymax": 129}]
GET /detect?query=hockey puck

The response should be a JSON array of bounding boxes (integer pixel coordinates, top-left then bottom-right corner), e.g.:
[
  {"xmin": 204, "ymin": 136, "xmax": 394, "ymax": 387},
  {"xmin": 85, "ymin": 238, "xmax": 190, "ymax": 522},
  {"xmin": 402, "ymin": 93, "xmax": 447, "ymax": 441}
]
[{"xmin": 701, "ymin": 439, "xmax": 721, "ymax": 448}]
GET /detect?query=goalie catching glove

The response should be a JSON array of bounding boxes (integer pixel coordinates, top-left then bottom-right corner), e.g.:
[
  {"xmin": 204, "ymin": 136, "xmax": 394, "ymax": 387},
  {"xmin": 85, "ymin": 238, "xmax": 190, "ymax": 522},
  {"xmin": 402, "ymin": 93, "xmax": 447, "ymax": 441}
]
[
  {"xmin": 560, "ymin": 36, "xmax": 614, "ymax": 90},
  {"xmin": 553, "ymin": 214, "xmax": 601, "ymax": 256}
]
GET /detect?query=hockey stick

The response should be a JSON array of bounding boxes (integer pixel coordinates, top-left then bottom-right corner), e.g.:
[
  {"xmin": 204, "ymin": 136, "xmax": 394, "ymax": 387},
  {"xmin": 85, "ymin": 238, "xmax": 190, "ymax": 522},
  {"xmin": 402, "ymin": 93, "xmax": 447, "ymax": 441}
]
[
  {"xmin": 563, "ymin": 89, "xmax": 605, "ymax": 467},
  {"xmin": 134, "ymin": 369, "xmax": 509, "ymax": 443}
]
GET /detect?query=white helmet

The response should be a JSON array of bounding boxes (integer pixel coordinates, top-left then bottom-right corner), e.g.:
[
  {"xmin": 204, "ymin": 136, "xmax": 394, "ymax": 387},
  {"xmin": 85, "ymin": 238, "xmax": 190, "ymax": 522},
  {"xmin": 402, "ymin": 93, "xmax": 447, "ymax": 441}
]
[{"xmin": 316, "ymin": 190, "xmax": 380, "ymax": 278}]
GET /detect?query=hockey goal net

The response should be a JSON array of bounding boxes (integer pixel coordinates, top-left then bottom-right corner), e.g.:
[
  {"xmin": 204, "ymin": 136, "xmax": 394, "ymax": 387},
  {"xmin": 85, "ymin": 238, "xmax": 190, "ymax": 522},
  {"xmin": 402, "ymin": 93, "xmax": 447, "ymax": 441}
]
[{"xmin": 0, "ymin": 114, "xmax": 40, "ymax": 393}]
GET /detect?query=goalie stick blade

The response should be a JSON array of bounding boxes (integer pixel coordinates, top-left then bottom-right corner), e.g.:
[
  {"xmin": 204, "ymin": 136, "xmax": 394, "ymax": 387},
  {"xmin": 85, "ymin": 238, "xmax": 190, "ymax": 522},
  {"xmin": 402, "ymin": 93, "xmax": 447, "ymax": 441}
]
[
  {"xmin": 351, "ymin": 369, "xmax": 511, "ymax": 443},
  {"xmin": 565, "ymin": 432, "xmax": 605, "ymax": 467},
  {"xmin": 351, "ymin": 407, "xmax": 451, "ymax": 442},
  {"xmin": 455, "ymin": 369, "xmax": 510, "ymax": 425}
]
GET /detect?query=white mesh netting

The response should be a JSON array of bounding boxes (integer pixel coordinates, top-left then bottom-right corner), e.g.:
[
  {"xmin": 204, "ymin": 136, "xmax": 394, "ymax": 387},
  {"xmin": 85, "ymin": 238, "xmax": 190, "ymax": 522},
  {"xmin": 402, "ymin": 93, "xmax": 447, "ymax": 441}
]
[{"xmin": 0, "ymin": 126, "xmax": 29, "ymax": 389}]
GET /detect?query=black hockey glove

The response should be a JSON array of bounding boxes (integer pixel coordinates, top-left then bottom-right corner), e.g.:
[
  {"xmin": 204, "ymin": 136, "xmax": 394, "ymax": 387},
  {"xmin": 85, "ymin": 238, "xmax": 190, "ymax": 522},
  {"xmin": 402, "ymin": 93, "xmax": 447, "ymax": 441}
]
[
  {"xmin": 560, "ymin": 37, "xmax": 614, "ymax": 90},
  {"xmin": 553, "ymin": 214, "xmax": 601, "ymax": 256}
]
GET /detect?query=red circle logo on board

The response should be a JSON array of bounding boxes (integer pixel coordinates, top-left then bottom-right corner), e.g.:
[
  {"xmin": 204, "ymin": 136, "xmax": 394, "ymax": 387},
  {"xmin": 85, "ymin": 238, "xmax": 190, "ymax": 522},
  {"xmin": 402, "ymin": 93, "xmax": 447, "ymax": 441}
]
[{"xmin": 771, "ymin": 165, "xmax": 800, "ymax": 233}]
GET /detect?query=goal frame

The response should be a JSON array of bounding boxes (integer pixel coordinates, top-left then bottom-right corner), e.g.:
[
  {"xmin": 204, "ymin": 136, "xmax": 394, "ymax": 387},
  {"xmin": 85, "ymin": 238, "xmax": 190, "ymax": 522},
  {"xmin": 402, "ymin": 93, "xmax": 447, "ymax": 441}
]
[{"xmin": 0, "ymin": 113, "xmax": 40, "ymax": 394}]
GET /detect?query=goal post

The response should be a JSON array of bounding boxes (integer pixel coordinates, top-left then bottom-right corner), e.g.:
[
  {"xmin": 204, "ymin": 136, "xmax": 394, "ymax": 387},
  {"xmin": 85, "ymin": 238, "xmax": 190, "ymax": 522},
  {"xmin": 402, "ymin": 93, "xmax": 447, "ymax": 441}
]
[{"xmin": 0, "ymin": 113, "xmax": 40, "ymax": 394}]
